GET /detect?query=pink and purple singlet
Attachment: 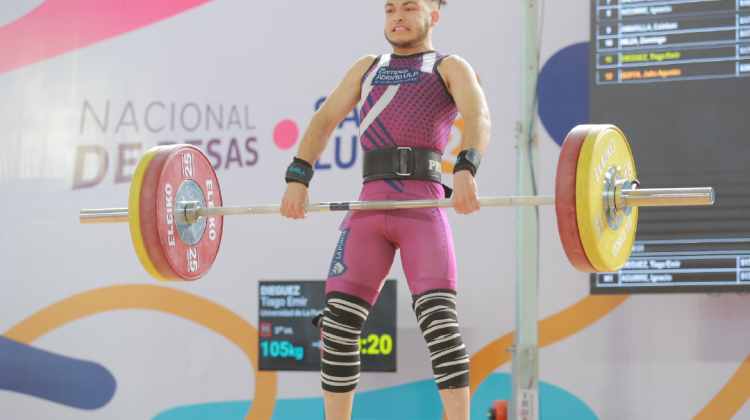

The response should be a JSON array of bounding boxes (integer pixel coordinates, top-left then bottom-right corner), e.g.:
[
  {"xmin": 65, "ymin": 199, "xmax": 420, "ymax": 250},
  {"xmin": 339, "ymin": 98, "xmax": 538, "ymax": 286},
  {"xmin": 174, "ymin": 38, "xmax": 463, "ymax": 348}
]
[{"xmin": 325, "ymin": 51, "xmax": 460, "ymax": 304}]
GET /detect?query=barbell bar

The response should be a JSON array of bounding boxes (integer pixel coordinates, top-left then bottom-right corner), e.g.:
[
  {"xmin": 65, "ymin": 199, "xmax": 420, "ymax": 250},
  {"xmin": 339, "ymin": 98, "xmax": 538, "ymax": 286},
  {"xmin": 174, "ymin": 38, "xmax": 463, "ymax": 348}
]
[
  {"xmin": 78, "ymin": 124, "xmax": 716, "ymax": 281},
  {"xmin": 80, "ymin": 187, "xmax": 714, "ymax": 225}
]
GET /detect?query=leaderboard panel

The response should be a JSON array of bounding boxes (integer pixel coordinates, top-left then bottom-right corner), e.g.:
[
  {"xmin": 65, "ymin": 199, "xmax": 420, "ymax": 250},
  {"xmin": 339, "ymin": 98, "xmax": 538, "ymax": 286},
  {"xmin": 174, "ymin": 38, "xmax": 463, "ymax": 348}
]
[
  {"xmin": 592, "ymin": 239, "xmax": 750, "ymax": 294},
  {"xmin": 595, "ymin": 0, "xmax": 750, "ymax": 84},
  {"xmin": 590, "ymin": 0, "xmax": 750, "ymax": 294}
]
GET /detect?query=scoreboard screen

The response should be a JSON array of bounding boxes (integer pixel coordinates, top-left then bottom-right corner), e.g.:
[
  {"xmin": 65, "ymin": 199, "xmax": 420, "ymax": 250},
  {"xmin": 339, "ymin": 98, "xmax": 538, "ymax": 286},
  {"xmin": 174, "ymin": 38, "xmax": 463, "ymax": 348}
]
[
  {"xmin": 258, "ymin": 280, "xmax": 397, "ymax": 371},
  {"xmin": 595, "ymin": 0, "xmax": 750, "ymax": 84},
  {"xmin": 590, "ymin": 0, "xmax": 750, "ymax": 294}
]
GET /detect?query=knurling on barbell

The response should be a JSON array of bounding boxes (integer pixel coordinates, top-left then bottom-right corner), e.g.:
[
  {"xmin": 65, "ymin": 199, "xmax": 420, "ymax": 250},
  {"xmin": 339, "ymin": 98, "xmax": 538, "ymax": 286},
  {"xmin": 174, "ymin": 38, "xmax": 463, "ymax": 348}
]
[{"xmin": 79, "ymin": 125, "xmax": 715, "ymax": 282}]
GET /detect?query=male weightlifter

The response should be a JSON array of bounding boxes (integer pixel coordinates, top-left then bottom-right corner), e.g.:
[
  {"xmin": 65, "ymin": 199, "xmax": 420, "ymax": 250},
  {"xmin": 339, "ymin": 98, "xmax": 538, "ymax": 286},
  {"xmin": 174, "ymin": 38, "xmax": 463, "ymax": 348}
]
[{"xmin": 281, "ymin": 1, "xmax": 490, "ymax": 419}]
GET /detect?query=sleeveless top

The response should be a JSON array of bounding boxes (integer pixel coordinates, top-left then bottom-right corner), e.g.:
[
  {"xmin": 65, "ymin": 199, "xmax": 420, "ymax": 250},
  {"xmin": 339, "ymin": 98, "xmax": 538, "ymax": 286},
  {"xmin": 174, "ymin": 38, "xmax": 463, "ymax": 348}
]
[{"xmin": 358, "ymin": 51, "xmax": 459, "ymax": 154}]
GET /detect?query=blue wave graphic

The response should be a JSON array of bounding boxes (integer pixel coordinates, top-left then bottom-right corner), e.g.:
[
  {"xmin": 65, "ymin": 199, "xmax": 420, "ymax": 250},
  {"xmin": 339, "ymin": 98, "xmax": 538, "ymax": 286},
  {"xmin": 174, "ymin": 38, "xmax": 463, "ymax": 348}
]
[
  {"xmin": 538, "ymin": 42, "xmax": 590, "ymax": 147},
  {"xmin": 0, "ymin": 336, "xmax": 116, "ymax": 409},
  {"xmin": 153, "ymin": 373, "xmax": 597, "ymax": 420}
]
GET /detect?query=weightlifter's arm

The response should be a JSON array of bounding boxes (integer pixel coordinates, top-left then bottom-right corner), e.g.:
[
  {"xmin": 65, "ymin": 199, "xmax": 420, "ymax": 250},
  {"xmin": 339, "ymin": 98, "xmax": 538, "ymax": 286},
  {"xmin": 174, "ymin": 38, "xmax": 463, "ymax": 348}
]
[
  {"xmin": 281, "ymin": 55, "xmax": 378, "ymax": 219},
  {"xmin": 438, "ymin": 56, "xmax": 491, "ymax": 215}
]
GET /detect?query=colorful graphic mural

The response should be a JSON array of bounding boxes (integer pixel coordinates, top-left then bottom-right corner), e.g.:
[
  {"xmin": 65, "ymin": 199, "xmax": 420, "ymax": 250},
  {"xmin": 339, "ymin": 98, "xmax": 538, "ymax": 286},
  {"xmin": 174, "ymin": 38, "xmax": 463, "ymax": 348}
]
[{"xmin": 1, "ymin": 1, "xmax": 748, "ymax": 419}]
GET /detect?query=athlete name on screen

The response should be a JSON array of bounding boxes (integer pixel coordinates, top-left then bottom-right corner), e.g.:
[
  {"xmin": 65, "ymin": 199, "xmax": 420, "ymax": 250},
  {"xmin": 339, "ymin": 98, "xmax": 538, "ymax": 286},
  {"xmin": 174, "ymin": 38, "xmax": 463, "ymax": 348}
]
[{"xmin": 260, "ymin": 285, "xmax": 308, "ymax": 309}]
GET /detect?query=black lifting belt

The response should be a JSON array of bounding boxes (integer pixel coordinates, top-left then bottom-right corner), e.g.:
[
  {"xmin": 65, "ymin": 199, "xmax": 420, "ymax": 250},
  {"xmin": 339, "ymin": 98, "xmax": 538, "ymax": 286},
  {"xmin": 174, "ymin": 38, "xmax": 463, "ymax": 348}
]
[{"xmin": 363, "ymin": 147, "xmax": 443, "ymax": 184}]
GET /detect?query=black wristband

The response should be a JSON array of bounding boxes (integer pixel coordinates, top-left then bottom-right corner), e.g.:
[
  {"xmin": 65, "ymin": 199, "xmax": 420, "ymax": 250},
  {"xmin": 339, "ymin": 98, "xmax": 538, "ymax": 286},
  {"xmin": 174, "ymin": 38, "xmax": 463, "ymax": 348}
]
[
  {"xmin": 285, "ymin": 157, "xmax": 314, "ymax": 187},
  {"xmin": 453, "ymin": 148, "xmax": 481, "ymax": 177}
]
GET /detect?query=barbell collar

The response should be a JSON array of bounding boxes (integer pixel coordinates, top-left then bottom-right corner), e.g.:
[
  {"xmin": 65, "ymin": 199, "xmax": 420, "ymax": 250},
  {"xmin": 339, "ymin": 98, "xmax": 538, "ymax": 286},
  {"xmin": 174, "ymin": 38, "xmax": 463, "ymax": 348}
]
[{"xmin": 179, "ymin": 201, "xmax": 204, "ymax": 224}]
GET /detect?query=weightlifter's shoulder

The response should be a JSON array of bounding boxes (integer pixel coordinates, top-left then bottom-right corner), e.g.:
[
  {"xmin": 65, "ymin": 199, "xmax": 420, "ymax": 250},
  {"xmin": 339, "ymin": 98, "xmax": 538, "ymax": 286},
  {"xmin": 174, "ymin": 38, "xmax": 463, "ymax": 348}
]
[
  {"xmin": 436, "ymin": 55, "xmax": 476, "ymax": 81},
  {"xmin": 342, "ymin": 55, "xmax": 379, "ymax": 84},
  {"xmin": 355, "ymin": 55, "xmax": 379, "ymax": 67}
]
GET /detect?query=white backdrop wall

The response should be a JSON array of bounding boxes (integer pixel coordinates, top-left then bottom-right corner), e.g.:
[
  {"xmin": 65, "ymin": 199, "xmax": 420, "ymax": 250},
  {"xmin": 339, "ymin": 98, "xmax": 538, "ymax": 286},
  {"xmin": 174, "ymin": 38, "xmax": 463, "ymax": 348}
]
[{"xmin": 0, "ymin": 1, "xmax": 748, "ymax": 419}]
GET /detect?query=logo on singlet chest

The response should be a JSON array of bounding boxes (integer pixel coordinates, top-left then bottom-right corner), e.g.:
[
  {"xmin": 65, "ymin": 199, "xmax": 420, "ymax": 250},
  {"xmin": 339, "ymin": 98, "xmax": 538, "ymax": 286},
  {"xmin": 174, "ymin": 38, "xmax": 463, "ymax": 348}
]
[{"xmin": 372, "ymin": 67, "xmax": 422, "ymax": 86}]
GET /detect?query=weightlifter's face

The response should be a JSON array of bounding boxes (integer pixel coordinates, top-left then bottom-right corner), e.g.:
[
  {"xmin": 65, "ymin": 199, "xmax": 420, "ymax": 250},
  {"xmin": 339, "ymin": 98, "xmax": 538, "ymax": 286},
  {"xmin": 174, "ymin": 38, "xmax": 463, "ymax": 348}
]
[{"xmin": 384, "ymin": 0, "xmax": 438, "ymax": 50}]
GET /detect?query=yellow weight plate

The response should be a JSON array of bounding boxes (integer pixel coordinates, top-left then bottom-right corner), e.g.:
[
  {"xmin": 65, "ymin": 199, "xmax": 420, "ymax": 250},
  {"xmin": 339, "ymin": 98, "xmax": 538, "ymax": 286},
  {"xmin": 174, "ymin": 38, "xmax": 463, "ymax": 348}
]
[
  {"xmin": 575, "ymin": 125, "xmax": 638, "ymax": 272},
  {"xmin": 128, "ymin": 146, "xmax": 170, "ymax": 282}
]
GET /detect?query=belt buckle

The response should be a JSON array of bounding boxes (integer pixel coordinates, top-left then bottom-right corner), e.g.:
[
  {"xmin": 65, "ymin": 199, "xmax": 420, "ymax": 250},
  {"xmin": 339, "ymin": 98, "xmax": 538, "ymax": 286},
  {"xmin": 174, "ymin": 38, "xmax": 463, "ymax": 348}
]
[{"xmin": 396, "ymin": 147, "xmax": 412, "ymax": 176}]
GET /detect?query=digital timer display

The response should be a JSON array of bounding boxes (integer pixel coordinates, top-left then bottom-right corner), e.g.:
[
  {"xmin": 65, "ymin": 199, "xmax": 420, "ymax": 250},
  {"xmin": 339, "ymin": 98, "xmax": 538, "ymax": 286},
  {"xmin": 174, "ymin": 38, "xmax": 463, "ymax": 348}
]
[{"xmin": 358, "ymin": 334, "xmax": 394, "ymax": 355}]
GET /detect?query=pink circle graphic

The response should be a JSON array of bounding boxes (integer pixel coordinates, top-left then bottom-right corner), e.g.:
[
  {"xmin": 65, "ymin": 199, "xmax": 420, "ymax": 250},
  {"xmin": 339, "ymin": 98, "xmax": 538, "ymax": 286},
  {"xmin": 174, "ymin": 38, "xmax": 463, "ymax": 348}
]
[{"xmin": 273, "ymin": 120, "xmax": 299, "ymax": 150}]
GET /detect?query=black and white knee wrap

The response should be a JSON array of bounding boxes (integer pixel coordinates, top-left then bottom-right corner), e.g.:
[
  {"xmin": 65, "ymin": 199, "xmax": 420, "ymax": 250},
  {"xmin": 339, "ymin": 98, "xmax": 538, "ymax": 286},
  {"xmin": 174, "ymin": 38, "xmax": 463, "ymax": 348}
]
[
  {"xmin": 320, "ymin": 292, "xmax": 372, "ymax": 393},
  {"xmin": 412, "ymin": 289, "xmax": 470, "ymax": 390}
]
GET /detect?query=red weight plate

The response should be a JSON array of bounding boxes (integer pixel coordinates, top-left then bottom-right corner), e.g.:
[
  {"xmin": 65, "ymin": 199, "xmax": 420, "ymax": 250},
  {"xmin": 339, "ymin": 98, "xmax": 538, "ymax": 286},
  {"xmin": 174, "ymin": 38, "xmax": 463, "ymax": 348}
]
[
  {"xmin": 139, "ymin": 145, "xmax": 223, "ymax": 281},
  {"xmin": 555, "ymin": 125, "xmax": 598, "ymax": 273}
]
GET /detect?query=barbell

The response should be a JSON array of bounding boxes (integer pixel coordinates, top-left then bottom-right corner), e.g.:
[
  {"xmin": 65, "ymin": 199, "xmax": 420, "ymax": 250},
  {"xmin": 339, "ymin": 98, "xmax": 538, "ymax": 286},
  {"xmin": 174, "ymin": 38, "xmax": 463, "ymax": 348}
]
[{"xmin": 80, "ymin": 125, "xmax": 714, "ymax": 281}]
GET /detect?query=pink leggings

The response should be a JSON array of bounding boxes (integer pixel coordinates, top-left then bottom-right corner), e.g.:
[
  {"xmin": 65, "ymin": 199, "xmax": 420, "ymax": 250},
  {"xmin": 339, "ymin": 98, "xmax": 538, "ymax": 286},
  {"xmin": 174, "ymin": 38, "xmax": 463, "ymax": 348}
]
[{"xmin": 325, "ymin": 180, "xmax": 457, "ymax": 305}]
